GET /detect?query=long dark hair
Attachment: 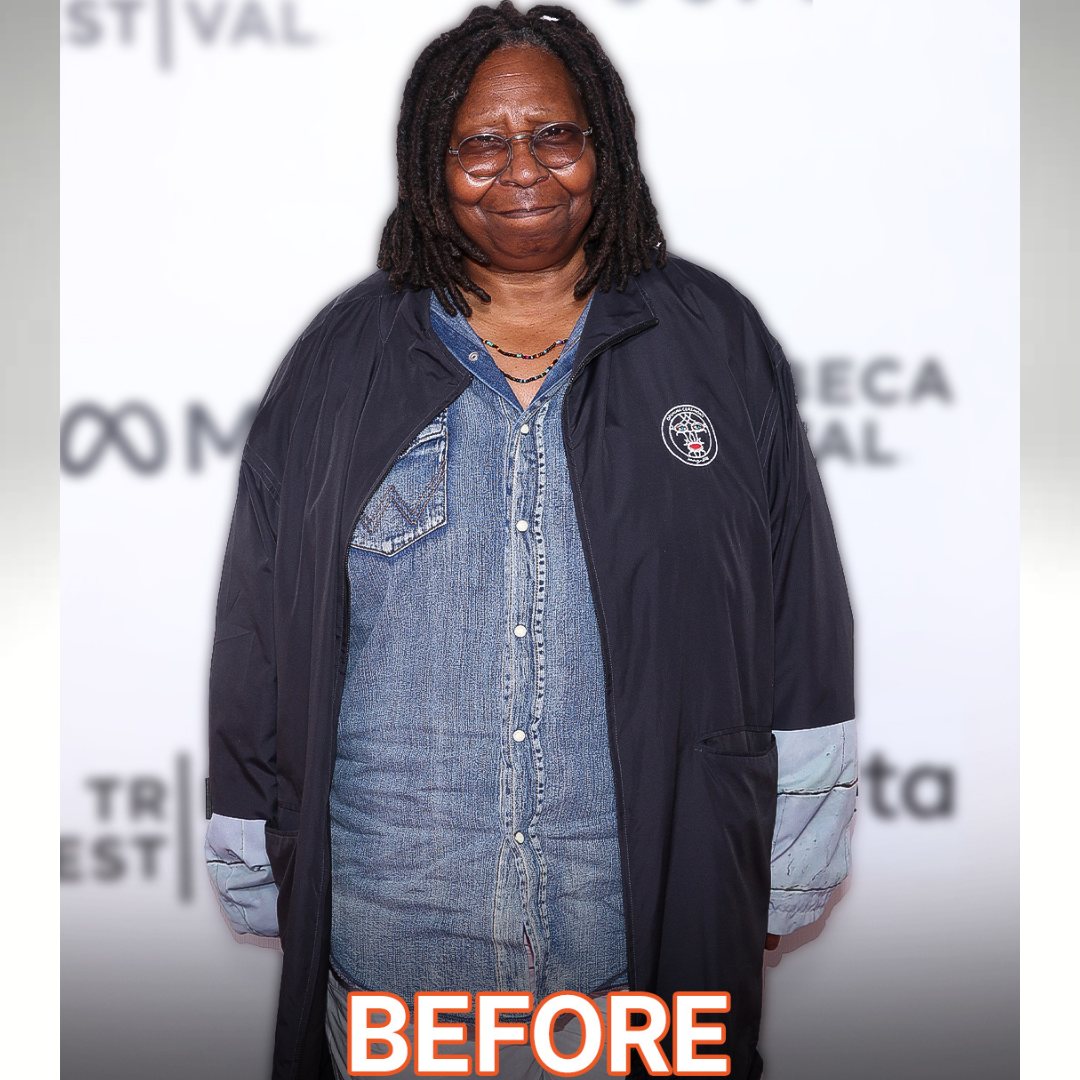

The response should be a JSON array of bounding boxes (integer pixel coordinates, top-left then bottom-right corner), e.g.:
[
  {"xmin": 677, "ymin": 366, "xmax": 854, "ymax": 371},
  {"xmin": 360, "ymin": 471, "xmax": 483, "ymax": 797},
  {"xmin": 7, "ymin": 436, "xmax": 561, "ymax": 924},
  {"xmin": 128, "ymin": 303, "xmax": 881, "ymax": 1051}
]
[{"xmin": 377, "ymin": 1, "xmax": 666, "ymax": 315}]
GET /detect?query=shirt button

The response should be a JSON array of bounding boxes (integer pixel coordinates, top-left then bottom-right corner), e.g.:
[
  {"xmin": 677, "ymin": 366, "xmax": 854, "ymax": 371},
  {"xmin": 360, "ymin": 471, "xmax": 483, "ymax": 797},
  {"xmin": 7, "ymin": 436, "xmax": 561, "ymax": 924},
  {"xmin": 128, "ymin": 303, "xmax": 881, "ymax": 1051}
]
[
  {"xmin": 469, "ymin": 351, "xmax": 479, "ymax": 362},
  {"xmin": 513, "ymin": 625, "xmax": 527, "ymax": 638},
  {"xmin": 514, "ymin": 831, "xmax": 525, "ymax": 844},
  {"xmin": 520, "ymin": 423, "xmax": 530, "ymax": 434},
  {"xmin": 516, "ymin": 520, "xmax": 529, "ymax": 532},
  {"xmin": 513, "ymin": 729, "xmax": 526, "ymax": 742}
]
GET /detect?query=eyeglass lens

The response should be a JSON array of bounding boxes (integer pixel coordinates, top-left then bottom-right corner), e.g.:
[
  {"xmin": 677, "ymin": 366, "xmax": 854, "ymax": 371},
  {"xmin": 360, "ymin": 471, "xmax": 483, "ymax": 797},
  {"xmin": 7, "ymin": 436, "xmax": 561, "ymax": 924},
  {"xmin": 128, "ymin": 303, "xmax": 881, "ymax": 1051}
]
[{"xmin": 456, "ymin": 123, "xmax": 587, "ymax": 178}]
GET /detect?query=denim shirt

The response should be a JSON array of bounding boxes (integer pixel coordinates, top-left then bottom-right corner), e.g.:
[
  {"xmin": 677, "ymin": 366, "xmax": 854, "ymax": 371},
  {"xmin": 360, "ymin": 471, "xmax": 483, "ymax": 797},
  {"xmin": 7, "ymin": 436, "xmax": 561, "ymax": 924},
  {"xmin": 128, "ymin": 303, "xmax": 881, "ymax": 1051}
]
[{"xmin": 326, "ymin": 293, "xmax": 629, "ymax": 1003}]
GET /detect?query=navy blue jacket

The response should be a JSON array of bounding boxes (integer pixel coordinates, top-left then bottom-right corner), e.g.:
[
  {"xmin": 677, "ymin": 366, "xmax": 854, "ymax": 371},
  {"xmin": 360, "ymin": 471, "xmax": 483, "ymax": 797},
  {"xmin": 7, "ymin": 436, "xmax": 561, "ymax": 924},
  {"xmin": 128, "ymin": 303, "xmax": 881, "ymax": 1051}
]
[{"xmin": 208, "ymin": 255, "xmax": 854, "ymax": 1080}]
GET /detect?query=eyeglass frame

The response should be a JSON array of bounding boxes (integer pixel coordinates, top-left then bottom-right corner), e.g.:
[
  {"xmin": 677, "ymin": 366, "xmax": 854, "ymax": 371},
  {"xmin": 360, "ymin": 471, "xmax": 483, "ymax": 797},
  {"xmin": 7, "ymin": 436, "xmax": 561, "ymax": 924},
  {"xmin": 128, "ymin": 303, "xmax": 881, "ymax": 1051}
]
[{"xmin": 447, "ymin": 121, "xmax": 594, "ymax": 179}]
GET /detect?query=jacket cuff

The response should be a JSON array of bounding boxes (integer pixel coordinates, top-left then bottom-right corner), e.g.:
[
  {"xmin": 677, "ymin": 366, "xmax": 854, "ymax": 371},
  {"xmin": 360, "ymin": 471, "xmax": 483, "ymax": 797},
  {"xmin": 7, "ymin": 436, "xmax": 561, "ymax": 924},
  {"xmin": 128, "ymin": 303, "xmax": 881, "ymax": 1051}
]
[
  {"xmin": 769, "ymin": 720, "xmax": 857, "ymax": 936},
  {"xmin": 205, "ymin": 814, "xmax": 280, "ymax": 938},
  {"xmin": 768, "ymin": 885, "xmax": 837, "ymax": 935}
]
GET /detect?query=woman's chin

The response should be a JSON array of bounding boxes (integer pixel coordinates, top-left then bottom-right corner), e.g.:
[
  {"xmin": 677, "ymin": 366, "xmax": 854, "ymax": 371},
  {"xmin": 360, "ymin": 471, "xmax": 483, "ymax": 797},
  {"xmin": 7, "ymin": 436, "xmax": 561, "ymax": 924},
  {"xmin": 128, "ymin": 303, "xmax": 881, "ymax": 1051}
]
[{"xmin": 481, "ymin": 237, "xmax": 587, "ymax": 275}]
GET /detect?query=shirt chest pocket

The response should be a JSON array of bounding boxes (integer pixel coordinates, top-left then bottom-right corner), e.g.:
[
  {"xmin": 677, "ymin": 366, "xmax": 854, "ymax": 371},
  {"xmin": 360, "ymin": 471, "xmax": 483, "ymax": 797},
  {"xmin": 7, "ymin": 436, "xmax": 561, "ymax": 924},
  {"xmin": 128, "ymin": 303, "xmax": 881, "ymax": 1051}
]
[{"xmin": 350, "ymin": 413, "xmax": 448, "ymax": 556}]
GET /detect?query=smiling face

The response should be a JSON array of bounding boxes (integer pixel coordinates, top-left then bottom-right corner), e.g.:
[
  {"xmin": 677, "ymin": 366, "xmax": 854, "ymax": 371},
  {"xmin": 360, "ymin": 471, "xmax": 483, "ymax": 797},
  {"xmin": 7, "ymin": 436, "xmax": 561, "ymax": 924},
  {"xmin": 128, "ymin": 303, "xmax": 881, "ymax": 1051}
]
[{"xmin": 446, "ymin": 45, "xmax": 597, "ymax": 274}]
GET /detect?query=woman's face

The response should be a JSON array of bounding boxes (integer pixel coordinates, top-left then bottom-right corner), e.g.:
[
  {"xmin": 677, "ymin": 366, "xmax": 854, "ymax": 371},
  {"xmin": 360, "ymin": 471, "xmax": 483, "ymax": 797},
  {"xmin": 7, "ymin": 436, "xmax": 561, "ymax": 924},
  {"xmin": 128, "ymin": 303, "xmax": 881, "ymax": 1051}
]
[{"xmin": 445, "ymin": 45, "xmax": 597, "ymax": 275}]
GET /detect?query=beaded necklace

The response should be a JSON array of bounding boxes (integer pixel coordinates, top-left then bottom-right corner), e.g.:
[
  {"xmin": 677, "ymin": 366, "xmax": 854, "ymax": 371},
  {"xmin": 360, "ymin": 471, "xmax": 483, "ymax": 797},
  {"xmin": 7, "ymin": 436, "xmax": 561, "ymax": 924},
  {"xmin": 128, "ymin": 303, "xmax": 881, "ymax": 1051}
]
[{"xmin": 482, "ymin": 335, "xmax": 568, "ymax": 384}]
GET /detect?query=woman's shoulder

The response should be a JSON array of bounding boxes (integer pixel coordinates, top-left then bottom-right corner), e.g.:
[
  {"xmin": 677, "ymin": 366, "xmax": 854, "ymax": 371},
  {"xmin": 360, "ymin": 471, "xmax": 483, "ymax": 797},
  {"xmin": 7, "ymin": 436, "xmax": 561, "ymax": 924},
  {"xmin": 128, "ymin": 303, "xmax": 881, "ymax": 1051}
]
[
  {"xmin": 244, "ymin": 270, "xmax": 412, "ymax": 472},
  {"xmin": 275, "ymin": 270, "xmax": 400, "ymax": 366},
  {"xmin": 643, "ymin": 253, "xmax": 792, "ymax": 429},
  {"xmin": 264, "ymin": 270, "xmax": 413, "ymax": 395},
  {"xmin": 646, "ymin": 253, "xmax": 772, "ymax": 336}
]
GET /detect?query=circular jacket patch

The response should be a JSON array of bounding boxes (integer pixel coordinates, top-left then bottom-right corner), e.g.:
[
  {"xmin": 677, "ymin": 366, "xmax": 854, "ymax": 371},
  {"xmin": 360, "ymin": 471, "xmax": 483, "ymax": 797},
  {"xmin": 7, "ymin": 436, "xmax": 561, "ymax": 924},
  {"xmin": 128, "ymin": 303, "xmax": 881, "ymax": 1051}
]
[{"xmin": 661, "ymin": 404, "xmax": 718, "ymax": 467}]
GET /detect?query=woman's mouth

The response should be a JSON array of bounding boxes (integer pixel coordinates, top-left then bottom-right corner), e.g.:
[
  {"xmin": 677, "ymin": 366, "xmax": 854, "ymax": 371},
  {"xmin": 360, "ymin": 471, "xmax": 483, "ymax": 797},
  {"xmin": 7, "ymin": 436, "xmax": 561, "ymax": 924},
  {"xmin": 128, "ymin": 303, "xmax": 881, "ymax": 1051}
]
[{"xmin": 493, "ymin": 206, "xmax": 560, "ymax": 218}]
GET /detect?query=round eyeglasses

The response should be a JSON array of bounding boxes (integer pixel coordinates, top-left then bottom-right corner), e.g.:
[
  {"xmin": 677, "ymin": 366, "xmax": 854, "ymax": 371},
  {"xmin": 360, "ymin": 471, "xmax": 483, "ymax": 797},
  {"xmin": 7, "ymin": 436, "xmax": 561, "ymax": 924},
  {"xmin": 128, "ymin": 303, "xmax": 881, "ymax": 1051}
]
[{"xmin": 448, "ymin": 122, "xmax": 593, "ymax": 179}]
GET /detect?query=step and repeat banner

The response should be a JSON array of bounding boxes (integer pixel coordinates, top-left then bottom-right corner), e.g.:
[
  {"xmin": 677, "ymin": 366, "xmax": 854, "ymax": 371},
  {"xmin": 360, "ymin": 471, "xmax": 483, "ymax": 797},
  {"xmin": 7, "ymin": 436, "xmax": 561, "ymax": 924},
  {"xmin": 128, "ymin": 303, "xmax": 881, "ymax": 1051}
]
[{"xmin": 60, "ymin": 2, "xmax": 1018, "ymax": 1077}]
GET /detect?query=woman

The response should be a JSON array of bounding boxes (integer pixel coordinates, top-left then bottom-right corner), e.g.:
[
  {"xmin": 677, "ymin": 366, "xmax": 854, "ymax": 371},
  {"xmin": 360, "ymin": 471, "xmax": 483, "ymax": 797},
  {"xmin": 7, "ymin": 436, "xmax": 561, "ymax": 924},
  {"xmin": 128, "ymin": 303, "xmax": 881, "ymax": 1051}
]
[{"xmin": 205, "ymin": 5, "xmax": 856, "ymax": 1079}]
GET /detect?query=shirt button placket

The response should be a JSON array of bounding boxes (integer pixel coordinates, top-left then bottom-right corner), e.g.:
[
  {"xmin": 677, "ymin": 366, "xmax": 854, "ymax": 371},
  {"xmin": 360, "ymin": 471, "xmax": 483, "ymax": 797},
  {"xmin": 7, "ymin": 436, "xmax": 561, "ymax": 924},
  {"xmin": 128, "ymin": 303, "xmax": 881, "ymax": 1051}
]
[
  {"xmin": 508, "ymin": 407, "xmax": 540, "ymax": 966},
  {"xmin": 512, "ymin": 422, "xmax": 532, "ymax": 646}
]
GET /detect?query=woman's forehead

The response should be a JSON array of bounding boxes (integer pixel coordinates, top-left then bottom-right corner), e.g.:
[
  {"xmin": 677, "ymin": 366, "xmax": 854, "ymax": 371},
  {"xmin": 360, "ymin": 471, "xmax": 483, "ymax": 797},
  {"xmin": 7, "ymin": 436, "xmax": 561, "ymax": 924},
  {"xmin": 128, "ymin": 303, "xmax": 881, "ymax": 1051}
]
[{"xmin": 453, "ymin": 45, "xmax": 587, "ymax": 131}]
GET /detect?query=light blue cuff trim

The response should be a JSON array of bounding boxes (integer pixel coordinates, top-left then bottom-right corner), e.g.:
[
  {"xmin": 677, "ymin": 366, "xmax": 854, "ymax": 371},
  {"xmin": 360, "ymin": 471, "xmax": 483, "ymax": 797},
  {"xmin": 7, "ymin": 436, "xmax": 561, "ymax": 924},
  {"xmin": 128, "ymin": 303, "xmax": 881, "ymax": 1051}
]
[
  {"xmin": 769, "ymin": 720, "xmax": 857, "ymax": 935},
  {"xmin": 768, "ymin": 886, "xmax": 839, "ymax": 936},
  {"xmin": 205, "ymin": 814, "xmax": 280, "ymax": 938}
]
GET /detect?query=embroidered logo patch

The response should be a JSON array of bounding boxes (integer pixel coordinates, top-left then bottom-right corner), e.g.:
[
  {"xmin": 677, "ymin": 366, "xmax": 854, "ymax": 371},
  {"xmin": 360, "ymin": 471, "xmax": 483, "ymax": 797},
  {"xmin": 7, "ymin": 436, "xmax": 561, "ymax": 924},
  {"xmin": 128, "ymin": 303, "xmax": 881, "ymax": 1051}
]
[{"xmin": 661, "ymin": 405, "xmax": 718, "ymax": 467}]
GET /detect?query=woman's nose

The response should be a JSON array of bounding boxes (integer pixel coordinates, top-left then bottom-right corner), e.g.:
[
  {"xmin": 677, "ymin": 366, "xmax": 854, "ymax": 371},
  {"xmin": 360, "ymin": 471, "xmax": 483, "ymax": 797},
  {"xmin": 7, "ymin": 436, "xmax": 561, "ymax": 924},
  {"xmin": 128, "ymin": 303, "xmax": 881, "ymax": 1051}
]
[{"xmin": 500, "ymin": 133, "xmax": 547, "ymax": 187}]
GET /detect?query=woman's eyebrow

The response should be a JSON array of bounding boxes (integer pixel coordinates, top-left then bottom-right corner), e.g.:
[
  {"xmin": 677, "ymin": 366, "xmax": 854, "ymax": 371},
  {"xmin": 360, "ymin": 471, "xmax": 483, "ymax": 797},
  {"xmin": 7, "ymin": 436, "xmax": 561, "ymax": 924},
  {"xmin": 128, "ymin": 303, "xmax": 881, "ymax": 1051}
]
[{"xmin": 458, "ymin": 109, "xmax": 575, "ymax": 131}]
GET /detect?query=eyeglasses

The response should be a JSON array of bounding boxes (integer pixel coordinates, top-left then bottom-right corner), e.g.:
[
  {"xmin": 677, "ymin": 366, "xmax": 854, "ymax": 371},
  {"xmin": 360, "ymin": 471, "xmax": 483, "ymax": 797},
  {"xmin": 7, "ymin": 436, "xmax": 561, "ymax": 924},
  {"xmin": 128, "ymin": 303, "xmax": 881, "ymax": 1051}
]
[{"xmin": 448, "ymin": 122, "xmax": 593, "ymax": 179}]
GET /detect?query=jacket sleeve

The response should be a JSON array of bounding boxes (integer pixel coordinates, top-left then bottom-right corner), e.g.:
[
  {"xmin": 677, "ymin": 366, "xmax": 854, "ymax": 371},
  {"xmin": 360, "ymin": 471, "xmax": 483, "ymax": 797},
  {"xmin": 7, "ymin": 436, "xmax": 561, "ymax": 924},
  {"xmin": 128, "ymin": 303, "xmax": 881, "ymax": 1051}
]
[
  {"xmin": 752, "ymin": 309, "xmax": 857, "ymax": 934},
  {"xmin": 206, "ymin": 446, "xmax": 282, "ymax": 935}
]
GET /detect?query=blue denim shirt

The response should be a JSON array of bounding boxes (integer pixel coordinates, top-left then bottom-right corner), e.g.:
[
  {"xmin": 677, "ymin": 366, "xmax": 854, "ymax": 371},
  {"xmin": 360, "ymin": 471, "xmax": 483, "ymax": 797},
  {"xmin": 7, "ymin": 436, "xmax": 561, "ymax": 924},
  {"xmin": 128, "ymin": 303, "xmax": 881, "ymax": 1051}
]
[{"xmin": 326, "ymin": 293, "xmax": 629, "ymax": 1003}]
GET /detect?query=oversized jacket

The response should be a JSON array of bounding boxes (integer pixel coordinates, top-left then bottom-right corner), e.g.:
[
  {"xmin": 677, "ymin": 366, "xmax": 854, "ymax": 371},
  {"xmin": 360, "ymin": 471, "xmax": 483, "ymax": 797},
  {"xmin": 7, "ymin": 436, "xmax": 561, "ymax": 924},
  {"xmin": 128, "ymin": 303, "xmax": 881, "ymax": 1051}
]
[{"xmin": 208, "ymin": 254, "xmax": 854, "ymax": 1080}]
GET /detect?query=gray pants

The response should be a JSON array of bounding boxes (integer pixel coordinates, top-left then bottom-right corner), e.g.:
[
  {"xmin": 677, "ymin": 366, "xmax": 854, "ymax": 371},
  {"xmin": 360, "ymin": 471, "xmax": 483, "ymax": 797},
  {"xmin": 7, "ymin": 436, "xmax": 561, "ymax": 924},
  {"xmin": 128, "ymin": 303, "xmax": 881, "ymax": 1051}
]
[{"xmin": 326, "ymin": 970, "xmax": 615, "ymax": 1080}]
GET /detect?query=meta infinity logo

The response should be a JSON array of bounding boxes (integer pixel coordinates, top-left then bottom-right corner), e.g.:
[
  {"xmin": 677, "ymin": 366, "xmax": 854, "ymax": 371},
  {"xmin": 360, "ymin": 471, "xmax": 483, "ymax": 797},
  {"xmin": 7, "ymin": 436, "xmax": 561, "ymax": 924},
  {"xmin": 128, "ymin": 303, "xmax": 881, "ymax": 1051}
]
[
  {"xmin": 61, "ymin": 400, "xmax": 256, "ymax": 476},
  {"xmin": 61, "ymin": 1, "xmax": 318, "ymax": 71}
]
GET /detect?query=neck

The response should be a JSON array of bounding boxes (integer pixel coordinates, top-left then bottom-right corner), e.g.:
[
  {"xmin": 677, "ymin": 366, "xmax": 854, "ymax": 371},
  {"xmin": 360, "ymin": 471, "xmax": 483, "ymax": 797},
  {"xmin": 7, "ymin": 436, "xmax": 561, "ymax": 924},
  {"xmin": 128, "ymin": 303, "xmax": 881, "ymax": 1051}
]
[
  {"xmin": 460, "ymin": 248, "xmax": 593, "ymax": 411},
  {"xmin": 464, "ymin": 248, "xmax": 591, "ymax": 335}
]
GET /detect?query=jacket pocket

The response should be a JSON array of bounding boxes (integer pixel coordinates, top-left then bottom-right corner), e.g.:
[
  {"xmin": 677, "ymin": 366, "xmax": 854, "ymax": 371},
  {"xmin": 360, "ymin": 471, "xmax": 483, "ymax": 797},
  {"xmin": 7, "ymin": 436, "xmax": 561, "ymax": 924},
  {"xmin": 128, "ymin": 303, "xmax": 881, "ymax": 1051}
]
[
  {"xmin": 696, "ymin": 726, "xmax": 776, "ymax": 758},
  {"xmin": 350, "ymin": 413, "xmax": 448, "ymax": 556},
  {"xmin": 693, "ymin": 727, "xmax": 778, "ymax": 826},
  {"xmin": 656, "ymin": 731, "xmax": 778, "ymax": 1010}
]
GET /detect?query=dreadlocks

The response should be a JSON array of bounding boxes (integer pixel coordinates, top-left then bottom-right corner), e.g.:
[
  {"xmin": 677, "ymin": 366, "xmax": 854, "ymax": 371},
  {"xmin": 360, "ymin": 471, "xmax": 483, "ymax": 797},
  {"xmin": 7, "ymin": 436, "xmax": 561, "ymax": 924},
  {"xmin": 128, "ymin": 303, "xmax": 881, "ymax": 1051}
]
[{"xmin": 377, "ymin": 1, "xmax": 667, "ymax": 316}]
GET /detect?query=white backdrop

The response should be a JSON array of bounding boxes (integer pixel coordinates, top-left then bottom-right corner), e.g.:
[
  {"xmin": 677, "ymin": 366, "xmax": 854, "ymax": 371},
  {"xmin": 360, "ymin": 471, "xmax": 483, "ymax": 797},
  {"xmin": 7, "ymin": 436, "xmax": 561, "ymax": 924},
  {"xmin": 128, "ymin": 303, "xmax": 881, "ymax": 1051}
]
[{"xmin": 60, "ymin": 2, "xmax": 1018, "ymax": 1077}]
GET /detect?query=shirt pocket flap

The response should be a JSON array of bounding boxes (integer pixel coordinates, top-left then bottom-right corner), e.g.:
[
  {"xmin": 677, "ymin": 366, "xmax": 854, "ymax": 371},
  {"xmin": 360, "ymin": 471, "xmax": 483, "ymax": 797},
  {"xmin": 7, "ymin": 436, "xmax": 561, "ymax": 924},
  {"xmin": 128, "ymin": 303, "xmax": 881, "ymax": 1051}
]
[{"xmin": 350, "ymin": 413, "xmax": 448, "ymax": 556}]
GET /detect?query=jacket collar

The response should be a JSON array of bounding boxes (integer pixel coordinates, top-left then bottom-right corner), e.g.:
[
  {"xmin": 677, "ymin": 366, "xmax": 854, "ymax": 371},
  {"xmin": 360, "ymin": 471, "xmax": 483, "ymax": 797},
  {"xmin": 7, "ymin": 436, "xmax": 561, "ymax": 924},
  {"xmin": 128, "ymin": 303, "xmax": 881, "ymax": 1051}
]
[
  {"xmin": 389, "ymin": 270, "xmax": 661, "ymax": 378},
  {"xmin": 572, "ymin": 271, "xmax": 660, "ymax": 375}
]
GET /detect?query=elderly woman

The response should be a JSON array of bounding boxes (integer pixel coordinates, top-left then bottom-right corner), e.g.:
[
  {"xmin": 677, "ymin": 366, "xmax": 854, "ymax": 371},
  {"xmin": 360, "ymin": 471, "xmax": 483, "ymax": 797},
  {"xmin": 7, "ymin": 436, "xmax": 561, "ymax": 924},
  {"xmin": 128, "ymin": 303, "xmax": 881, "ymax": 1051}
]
[{"xmin": 205, "ymin": 4, "xmax": 856, "ymax": 1079}]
